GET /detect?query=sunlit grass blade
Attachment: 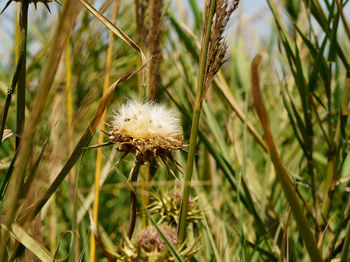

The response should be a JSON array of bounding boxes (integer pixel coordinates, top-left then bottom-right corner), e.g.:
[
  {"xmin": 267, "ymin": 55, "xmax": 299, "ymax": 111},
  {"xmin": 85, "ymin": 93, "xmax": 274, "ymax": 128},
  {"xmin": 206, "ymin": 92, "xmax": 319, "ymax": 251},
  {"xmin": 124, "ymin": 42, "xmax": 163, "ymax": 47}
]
[
  {"xmin": 200, "ymin": 210, "xmax": 222, "ymax": 262},
  {"xmin": 170, "ymin": 13, "xmax": 268, "ymax": 152},
  {"xmin": 301, "ymin": 0, "xmax": 349, "ymax": 70},
  {"xmin": 335, "ymin": 0, "xmax": 350, "ymax": 40},
  {"xmin": 178, "ymin": 0, "xmax": 217, "ymax": 243},
  {"xmin": 340, "ymin": 205, "xmax": 350, "ymax": 262},
  {"xmin": 88, "ymin": 213, "xmax": 119, "ymax": 261},
  {"xmin": 215, "ymin": 73, "xmax": 268, "ymax": 152}
]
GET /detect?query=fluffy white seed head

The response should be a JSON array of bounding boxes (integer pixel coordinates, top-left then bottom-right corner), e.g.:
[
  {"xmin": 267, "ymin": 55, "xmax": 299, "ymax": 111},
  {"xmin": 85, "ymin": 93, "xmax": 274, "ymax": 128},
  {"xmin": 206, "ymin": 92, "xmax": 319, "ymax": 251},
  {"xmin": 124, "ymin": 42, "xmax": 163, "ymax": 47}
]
[{"xmin": 112, "ymin": 99, "xmax": 182, "ymax": 140}]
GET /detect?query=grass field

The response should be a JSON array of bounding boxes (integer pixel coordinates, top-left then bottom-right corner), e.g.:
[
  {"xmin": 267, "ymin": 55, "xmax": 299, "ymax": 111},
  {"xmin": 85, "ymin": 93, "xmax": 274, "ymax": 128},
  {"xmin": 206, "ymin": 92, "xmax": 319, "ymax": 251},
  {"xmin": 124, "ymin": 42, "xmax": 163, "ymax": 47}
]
[{"xmin": 0, "ymin": 0, "xmax": 350, "ymax": 261}]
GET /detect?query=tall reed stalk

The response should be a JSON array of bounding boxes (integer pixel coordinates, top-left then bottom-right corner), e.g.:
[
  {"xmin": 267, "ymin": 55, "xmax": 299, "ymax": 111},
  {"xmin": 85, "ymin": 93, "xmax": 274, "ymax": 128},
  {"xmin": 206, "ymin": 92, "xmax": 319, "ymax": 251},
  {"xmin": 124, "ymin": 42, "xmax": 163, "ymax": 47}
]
[{"xmin": 178, "ymin": 0, "xmax": 216, "ymax": 243}]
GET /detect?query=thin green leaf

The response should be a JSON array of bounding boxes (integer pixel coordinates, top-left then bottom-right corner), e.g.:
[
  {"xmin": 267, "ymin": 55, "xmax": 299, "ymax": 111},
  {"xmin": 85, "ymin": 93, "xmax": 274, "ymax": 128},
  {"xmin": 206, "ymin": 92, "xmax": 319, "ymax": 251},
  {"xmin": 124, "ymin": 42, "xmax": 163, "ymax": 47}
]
[{"xmin": 0, "ymin": 221, "xmax": 54, "ymax": 262}]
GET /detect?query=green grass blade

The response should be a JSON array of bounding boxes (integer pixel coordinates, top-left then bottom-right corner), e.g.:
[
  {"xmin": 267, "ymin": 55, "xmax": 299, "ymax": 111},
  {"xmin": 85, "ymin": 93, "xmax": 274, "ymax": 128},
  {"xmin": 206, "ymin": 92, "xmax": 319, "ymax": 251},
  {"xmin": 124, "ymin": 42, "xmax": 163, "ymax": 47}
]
[
  {"xmin": 0, "ymin": 221, "xmax": 54, "ymax": 262},
  {"xmin": 0, "ymin": 54, "xmax": 22, "ymax": 145},
  {"xmin": 178, "ymin": 0, "xmax": 217, "ymax": 243},
  {"xmin": 301, "ymin": 0, "xmax": 349, "ymax": 70}
]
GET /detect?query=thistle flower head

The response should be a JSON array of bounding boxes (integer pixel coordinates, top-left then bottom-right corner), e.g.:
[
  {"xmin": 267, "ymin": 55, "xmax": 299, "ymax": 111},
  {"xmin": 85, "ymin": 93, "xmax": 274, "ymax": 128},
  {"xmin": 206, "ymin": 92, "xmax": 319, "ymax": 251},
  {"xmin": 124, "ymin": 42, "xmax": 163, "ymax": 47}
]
[
  {"xmin": 112, "ymin": 99, "xmax": 181, "ymax": 140},
  {"xmin": 103, "ymin": 99, "xmax": 185, "ymax": 170},
  {"xmin": 135, "ymin": 225, "xmax": 177, "ymax": 252},
  {"xmin": 116, "ymin": 224, "xmax": 200, "ymax": 261},
  {"xmin": 147, "ymin": 189, "xmax": 201, "ymax": 226}
]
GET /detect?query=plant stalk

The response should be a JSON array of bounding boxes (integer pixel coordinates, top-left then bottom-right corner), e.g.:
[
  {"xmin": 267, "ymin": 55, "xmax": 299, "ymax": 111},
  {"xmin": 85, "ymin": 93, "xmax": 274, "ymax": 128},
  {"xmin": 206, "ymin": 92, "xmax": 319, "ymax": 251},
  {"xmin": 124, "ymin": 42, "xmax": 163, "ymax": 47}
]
[
  {"xmin": 127, "ymin": 156, "xmax": 143, "ymax": 238},
  {"xmin": 0, "ymin": 1, "xmax": 28, "ymax": 259},
  {"xmin": 16, "ymin": 1, "xmax": 29, "ymax": 148},
  {"xmin": 0, "ymin": 3, "xmax": 21, "ymax": 145},
  {"xmin": 178, "ymin": 0, "xmax": 216, "ymax": 243}
]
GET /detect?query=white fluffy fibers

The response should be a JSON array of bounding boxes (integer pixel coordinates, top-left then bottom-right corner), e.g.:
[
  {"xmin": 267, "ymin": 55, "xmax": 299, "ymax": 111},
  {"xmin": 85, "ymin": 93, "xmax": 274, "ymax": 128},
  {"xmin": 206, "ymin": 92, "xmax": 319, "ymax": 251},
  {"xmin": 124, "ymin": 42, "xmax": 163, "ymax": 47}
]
[{"xmin": 112, "ymin": 99, "xmax": 181, "ymax": 140}]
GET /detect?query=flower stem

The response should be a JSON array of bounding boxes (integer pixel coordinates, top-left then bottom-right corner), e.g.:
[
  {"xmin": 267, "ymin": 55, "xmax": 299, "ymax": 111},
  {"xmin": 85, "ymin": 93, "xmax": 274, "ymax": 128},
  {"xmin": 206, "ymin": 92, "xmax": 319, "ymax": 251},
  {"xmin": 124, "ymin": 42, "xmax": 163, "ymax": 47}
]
[
  {"xmin": 127, "ymin": 156, "xmax": 143, "ymax": 238},
  {"xmin": 16, "ymin": 1, "xmax": 29, "ymax": 148},
  {"xmin": 178, "ymin": 0, "xmax": 216, "ymax": 243}
]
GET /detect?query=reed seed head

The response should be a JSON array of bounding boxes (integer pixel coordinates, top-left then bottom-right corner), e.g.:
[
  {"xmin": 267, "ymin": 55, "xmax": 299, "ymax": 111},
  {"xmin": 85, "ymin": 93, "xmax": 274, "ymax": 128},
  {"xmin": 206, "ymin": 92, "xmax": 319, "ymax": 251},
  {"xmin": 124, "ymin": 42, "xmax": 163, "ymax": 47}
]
[{"xmin": 203, "ymin": 0, "xmax": 240, "ymax": 93}]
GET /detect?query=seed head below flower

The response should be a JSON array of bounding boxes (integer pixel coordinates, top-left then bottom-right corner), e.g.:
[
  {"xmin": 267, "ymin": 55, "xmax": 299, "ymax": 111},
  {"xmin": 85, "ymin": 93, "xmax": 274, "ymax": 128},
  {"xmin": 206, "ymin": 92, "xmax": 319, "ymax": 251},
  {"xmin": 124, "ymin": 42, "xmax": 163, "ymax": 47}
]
[
  {"xmin": 116, "ymin": 224, "xmax": 200, "ymax": 261},
  {"xmin": 136, "ymin": 225, "xmax": 177, "ymax": 252}
]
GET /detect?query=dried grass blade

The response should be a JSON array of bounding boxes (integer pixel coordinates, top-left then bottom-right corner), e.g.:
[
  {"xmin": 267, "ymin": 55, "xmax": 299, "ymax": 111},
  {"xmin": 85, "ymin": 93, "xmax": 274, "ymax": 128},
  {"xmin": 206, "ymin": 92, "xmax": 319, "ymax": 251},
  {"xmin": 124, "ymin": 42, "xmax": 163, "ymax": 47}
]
[{"xmin": 251, "ymin": 54, "xmax": 322, "ymax": 262}]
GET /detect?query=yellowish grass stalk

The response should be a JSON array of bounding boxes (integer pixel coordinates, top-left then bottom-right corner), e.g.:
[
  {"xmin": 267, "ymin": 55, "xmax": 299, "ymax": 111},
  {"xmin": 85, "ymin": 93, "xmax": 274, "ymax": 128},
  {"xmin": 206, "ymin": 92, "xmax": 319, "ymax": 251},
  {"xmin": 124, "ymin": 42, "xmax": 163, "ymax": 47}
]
[{"xmin": 89, "ymin": 1, "xmax": 120, "ymax": 260}]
